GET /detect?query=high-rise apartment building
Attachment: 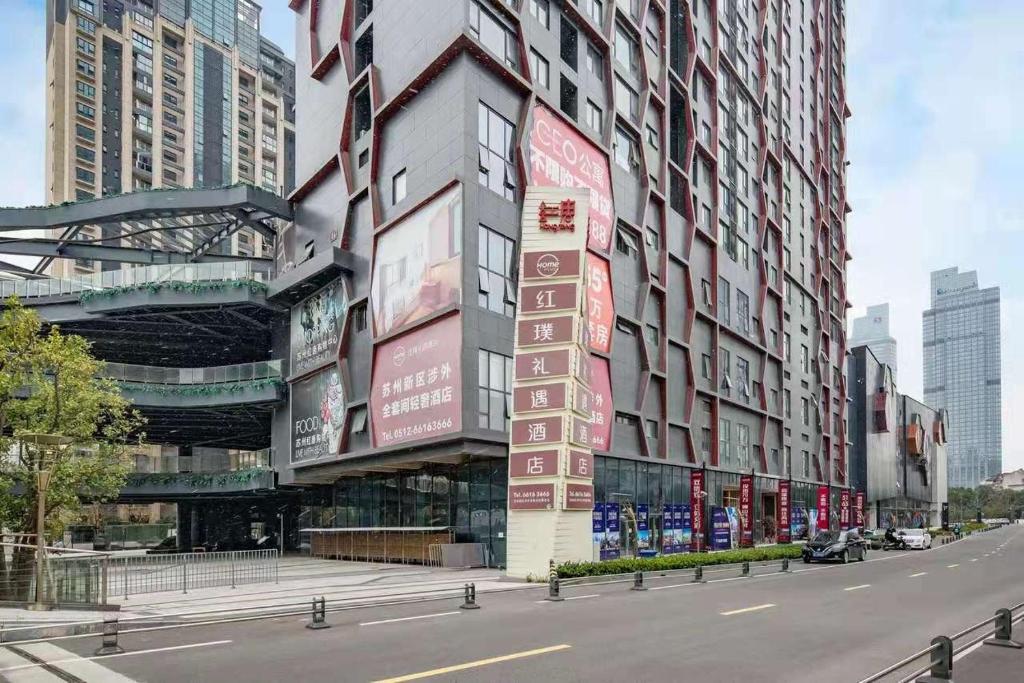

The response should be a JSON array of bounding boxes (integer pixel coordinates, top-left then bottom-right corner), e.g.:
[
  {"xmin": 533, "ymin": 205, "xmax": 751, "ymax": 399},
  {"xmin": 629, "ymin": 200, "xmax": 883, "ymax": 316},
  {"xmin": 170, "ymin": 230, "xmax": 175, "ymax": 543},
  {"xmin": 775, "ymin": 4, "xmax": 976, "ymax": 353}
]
[
  {"xmin": 276, "ymin": 0, "xmax": 850, "ymax": 567},
  {"xmin": 923, "ymin": 267, "xmax": 1002, "ymax": 489},
  {"xmin": 45, "ymin": 0, "xmax": 296, "ymax": 277},
  {"xmin": 849, "ymin": 302, "xmax": 896, "ymax": 379}
]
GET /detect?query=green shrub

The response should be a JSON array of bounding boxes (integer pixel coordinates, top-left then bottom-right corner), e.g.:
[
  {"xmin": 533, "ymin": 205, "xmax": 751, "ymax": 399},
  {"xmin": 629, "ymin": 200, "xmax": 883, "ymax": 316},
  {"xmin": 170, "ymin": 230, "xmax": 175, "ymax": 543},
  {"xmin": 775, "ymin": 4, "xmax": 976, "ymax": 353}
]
[{"xmin": 557, "ymin": 545, "xmax": 804, "ymax": 578}]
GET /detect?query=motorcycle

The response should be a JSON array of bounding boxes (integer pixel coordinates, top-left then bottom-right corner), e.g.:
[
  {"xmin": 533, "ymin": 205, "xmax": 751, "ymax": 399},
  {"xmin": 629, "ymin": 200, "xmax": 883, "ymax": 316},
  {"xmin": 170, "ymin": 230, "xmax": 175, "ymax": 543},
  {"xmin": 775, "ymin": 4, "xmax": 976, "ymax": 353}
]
[{"xmin": 881, "ymin": 535, "xmax": 907, "ymax": 551}]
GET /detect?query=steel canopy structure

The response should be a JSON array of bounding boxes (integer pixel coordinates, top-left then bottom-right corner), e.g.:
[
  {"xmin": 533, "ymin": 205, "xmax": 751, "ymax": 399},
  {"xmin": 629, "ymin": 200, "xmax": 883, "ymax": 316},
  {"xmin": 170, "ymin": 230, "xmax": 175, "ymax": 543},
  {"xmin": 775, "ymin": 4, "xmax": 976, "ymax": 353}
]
[{"xmin": 0, "ymin": 184, "xmax": 291, "ymax": 273}]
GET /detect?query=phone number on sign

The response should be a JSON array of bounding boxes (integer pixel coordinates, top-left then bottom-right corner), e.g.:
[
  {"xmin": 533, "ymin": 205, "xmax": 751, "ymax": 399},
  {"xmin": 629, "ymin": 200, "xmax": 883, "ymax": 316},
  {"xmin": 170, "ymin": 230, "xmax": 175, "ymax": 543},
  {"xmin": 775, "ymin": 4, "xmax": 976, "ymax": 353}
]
[{"xmin": 382, "ymin": 418, "xmax": 454, "ymax": 443}]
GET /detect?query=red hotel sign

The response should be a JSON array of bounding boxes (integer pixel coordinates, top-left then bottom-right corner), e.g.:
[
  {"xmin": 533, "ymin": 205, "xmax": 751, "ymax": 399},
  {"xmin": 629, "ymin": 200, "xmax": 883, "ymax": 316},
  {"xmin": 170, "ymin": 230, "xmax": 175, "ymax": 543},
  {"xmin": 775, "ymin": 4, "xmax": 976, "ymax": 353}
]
[
  {"xmin": 840, "ymin": 489, "xmax": 851, "ymax": 530},
  {"xmin": 513, "ymin": 382, "xmax": 568, "ymax": 414},
  {"xmin": 522, "ymin": 250, "xmax": 581, "ymax": 280},
  {"xmin": 516, "ymin": 316, "xmax": 575, "ymax": 347},
  {"xmin": 510, "ymin": 416, "xmax": 564, "ymax": 446},
  {"xmin": 564, "ymin": 483, "xmax": 594, "ymax": 510},
  {"xmin": 509, "ymin": 483, "xmax": 555, "ymax": 510},
  {"xmin": 509, "ymin": 450, "xmax": 559, "ymax": 478},
  {"xmin": 567, "ymin": 450, "xmax": 593, "ymax": 479},
  {"xmin": 515, "ymin": 349, "xmax": 571, "ymax": 381},
  {"xmin": 519, "ymin": 283, "xmax": 579, "ymax": 314},
  {"xmin": 855, "ymin": 491, "xmax": 865, "ymax": 528}
]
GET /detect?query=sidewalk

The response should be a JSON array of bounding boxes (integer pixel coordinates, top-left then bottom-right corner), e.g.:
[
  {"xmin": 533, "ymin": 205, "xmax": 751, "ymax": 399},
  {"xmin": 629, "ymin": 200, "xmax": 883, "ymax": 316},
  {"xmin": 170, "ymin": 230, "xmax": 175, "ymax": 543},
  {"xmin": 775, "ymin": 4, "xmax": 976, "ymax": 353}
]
[{"xmin": 952, "ymin": 637, "xmax": 1024, "ymax": 681}]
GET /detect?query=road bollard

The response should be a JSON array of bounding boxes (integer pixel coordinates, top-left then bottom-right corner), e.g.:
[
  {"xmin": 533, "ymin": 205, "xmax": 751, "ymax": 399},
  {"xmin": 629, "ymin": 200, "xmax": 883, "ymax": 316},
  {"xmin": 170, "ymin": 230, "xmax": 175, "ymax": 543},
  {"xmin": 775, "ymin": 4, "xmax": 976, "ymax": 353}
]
[
  {"xmin": 460, "ymin": 583, "xmax": 480, "ymax": 610},
  {"xmin": 741, "ymin": 561, "xmax": 750, "ymax": 577},
  {"xmin": 918, "ymin": 636, "xmax": 953, "ymax": 682},
  {"xmin": 546, "ymin": 575, "xmax": 564, "ymax": 602},
  {"xmin": 780, "ymin": 558, "xmax": 790, "ymax": 573},
  {"xmin": 631, "ymin": 571, "xmax": 647, "ymax": 591},
  {"xmin": 94, "ymin": 615, "xmax": 125, "ymax": 656},
  {"xmin": 306, "ymin": 596, "xmax": 330, "ymax": 630},
  {"xmin": 984, "ymin": 608, "xmax": 1022, "ymax": 649},
  {"xmin": 692, "ymin": 565, "xmax": 705, "ymax": 584}
]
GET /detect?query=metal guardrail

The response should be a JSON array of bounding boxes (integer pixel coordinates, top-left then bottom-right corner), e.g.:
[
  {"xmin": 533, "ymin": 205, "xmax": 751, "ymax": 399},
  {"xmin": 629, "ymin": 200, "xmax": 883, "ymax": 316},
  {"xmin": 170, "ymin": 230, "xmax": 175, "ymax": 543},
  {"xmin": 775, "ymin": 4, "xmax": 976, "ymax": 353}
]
[
  {"xmin": 0, "ymin": 542, "xmax": 109, "ymax": 606},
  {"xmin": 102, "ymin": 359, "xmax": 283, "ymax": 386},
  {"xmin": 859, "ymin": 602, "xmax": 1024, "ymax": 682},
  {"xmin": 107, "ymin": 549, "xmax": 279, "ymax": 598}
]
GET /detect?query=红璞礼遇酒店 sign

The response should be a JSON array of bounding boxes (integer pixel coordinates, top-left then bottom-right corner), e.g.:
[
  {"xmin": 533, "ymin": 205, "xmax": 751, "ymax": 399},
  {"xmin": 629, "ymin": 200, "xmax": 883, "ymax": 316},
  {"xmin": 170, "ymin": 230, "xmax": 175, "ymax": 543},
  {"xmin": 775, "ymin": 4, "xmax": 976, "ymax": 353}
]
[
  {"xmin": 512, "ymin": 382, "xmax": 568, "ymax": 413},
  {"xmin": 516, "ymin": 315, "xmax": 576, "ymax": 347},
  {"xmin": 567, "ymin": 449, "xmax": 593, "ymax": 479},
  {"xmin": 510, "ymin": 415, "xmax": 564, "ymax": 447},
  {"xmin": 519, "ymin": 282, "xmax": 579, "ymax": 314},
  {"xmin": 514, "ymin": 349, "xmax": 572, "ymax": 381},
  {"xmin": 522, "ymin": 250, "xmax": 581, "ymax": 280},
  {"xmin": 509, "ymin": 483, "xmax": 555, "ymax": 510},
  {"xmin": 369, "ymin": 314, "xmax": 461, "ymax": 448},
  {"xmin": 509, "ymin": 450, "xmax": 560, "ymax": 478}
]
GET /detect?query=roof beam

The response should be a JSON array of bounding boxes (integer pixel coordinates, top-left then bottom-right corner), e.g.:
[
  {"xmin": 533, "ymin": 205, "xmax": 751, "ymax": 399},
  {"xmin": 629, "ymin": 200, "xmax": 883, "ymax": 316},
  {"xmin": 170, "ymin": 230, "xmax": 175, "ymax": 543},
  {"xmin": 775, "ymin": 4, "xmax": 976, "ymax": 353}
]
[{"xmin": 0, "ymin": 238, "xmax": 270, "ymax": 265}]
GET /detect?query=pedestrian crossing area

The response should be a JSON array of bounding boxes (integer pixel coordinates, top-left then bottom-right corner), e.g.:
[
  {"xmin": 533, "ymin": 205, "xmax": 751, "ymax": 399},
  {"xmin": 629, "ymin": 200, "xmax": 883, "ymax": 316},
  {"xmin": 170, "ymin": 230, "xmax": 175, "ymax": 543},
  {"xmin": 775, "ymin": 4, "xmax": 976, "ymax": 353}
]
[{"xmin": 0, "ymin": 643, "xmax": 137, "ymax": 683}]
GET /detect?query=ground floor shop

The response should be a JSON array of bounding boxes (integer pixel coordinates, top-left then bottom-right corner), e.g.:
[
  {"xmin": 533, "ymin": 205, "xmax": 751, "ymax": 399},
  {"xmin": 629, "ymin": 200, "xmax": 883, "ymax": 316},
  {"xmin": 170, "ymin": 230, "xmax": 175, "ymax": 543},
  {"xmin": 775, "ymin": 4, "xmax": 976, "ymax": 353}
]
[{"xmin": 871, "ymin": 496, "xmax": 939, "ymax": 530}]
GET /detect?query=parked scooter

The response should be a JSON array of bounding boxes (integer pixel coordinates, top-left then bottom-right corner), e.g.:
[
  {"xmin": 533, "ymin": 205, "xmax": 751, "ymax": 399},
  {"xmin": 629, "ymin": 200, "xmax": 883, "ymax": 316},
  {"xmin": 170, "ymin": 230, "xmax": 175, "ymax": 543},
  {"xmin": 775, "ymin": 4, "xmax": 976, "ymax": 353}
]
[{"xmin": 881, "ymin": 530, "xmax": 907, "ymax": 551}]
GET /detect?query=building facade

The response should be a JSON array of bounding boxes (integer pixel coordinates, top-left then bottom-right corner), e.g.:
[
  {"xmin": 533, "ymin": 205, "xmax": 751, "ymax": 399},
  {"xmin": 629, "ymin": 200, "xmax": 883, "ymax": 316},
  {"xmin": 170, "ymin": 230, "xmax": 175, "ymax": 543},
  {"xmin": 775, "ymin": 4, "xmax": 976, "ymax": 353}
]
[
  {"xmin": 848, "ymin": 345, "xmax": 947, "ymax": 529},
  {"xmin": 275, "ymin": 0, "xmax": 850, "ymax": 566},
  {"xmin": 923, "ymin": 267, "xmax": 1001, "ymax": 489},
  {"xmin": 981, "ymin": 468, "xmax": 1024, "ymax": 492},
  {"xmin": 45, "ymin": 0, "xmax": 296, "ymax": 278},
  {"xmin": 849, "ymin": 302, "xmax": 896, "ymax": 380}
]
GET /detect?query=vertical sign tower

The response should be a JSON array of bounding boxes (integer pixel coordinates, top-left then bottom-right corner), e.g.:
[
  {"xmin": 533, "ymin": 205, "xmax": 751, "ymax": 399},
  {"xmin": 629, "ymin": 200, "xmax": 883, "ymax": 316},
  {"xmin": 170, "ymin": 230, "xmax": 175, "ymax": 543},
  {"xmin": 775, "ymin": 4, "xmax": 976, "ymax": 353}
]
[{"xmin": 507, "ymin": 187, "xmax": 593, "ymax": 579}]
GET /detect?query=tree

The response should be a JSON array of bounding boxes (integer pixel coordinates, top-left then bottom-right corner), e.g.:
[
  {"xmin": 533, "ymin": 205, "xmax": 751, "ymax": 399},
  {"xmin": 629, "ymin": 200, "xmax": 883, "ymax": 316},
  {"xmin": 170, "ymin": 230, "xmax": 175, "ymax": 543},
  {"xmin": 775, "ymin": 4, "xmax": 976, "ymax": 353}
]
[{"xmin": 0, "ymin": 298, "xmax": 143, "ymax": 599}]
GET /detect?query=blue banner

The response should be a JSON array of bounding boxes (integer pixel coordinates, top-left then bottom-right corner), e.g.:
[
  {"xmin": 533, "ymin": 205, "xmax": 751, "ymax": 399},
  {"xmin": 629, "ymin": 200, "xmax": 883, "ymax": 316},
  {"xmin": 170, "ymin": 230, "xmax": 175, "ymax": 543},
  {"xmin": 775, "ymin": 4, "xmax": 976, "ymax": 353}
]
[
  {"xmin": 711, "ymin": 506, "xmax": 731, "ymax": 550},
  {"xmin": 662, "ymin": 505, "xmax": 675, "ymax": 554},
  {"xmin": 603, "ymin": 503, "xmax": 620, "ymax": 560},
  {"xmin": 791, "ymin": 506, "xmax": 808, "ymax": 541},
  {"xmin": 593, "ymin": 503, "xmax": 606, "ymax": 534},
  {"xmin": 636, "ymin": 504, "xmax": 651, "ymax": 551},
  {"xmin": 680, "ymin": 504, "xmax": 692, "ymax": 553}
]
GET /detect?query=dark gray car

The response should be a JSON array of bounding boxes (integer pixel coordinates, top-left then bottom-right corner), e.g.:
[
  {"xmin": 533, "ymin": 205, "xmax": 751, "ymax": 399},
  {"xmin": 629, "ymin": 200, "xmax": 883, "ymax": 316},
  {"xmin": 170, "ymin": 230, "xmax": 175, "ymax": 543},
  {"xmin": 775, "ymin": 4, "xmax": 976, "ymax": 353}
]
[{"xmin": 801, "ymin": 529, "xmax": 868, "ymax": 563}]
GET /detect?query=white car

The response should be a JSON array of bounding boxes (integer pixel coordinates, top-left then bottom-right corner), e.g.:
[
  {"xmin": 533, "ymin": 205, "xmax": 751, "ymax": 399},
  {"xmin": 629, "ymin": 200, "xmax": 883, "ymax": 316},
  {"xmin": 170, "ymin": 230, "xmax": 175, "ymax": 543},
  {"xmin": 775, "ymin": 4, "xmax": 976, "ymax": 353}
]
[{"xmin": 898, "ymin": 528, "xmax": 932, "ymax": 550}]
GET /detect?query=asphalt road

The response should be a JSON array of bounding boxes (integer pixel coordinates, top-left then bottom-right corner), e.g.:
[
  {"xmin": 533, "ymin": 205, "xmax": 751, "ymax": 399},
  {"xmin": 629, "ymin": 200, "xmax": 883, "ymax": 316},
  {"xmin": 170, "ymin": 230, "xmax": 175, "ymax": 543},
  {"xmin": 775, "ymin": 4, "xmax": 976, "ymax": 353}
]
[{"xmin": 2, "ymin": 526, "xmax": 1021, "ymax": 683}]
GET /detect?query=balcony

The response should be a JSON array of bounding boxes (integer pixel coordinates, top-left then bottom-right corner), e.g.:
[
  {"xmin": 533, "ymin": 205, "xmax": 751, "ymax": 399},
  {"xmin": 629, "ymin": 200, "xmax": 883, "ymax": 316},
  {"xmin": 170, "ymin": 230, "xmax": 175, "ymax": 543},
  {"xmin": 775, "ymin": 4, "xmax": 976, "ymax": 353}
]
[{"xmin": 120, "ymin": 451, "xmax": 276, "ymax": 500}]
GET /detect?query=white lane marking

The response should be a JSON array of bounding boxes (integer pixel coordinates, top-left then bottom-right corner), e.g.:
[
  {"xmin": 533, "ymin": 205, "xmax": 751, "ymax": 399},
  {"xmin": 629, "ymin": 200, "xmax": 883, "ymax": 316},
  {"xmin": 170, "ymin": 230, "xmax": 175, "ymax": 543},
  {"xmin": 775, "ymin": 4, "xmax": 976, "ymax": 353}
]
[
  {"xmin": 844, "ymin": 584, "xmax": 870, "ymax": 592},
  {"xmin": 970, "ymin": 558, "xmax": 978, "ymax": 562},
  {"xmin": 360, "ymin": 611, "xmax": 460, "ymax": 626},
  {"xmin": 720, "ymin": 603, "xmax": 776, "ymax": 616},
  {"xmin": 909, "ymin": 572, "xmax": 927, "ymax": 578},
  {"xmin": 947, "ymin": 564, "xmax": 960, "ymax": 568},
  {"xmin": 651, "ymin": 583, "xmax": 697, "ymax": 591},
  {"xmin": 0, "ymin": 640, "xmax": 232, "ymax": 675},
  {"xmin": 535, "ymin": 594, "xmax": 600, "ymax": 604}
]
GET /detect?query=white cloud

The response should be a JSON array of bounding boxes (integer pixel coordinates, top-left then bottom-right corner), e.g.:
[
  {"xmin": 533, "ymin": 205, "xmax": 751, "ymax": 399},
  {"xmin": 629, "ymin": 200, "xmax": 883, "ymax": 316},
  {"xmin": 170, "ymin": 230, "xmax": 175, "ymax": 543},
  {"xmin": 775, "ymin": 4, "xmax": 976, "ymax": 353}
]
[{"xmin": 847, "ymin": 2, "xmax": 1024, "ymax": 471}]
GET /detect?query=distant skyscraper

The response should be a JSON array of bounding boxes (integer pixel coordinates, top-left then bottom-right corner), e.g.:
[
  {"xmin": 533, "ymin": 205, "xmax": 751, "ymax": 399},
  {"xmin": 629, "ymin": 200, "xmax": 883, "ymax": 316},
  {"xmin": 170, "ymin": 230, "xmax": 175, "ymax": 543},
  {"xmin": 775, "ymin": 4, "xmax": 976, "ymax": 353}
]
[
  {"xmin": 923, "ymin": 268, "xmax": 1002, "ymax": 488},
  {"xmin": 850, "ymin": 303, "xmax": 898, "ymax": 380}
]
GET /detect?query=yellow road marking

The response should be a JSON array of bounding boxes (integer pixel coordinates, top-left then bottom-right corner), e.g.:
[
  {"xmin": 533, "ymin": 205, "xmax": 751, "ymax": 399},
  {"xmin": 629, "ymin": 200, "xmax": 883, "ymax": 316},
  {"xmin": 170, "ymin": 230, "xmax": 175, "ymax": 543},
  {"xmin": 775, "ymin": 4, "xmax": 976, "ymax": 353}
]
[
  {"xmin": 720, "ymin": 603, "xmax": 776, "ymax": 616},
  {"xmin": 371, "ymin": 644, "xmax": 572, "ymax": 682}
]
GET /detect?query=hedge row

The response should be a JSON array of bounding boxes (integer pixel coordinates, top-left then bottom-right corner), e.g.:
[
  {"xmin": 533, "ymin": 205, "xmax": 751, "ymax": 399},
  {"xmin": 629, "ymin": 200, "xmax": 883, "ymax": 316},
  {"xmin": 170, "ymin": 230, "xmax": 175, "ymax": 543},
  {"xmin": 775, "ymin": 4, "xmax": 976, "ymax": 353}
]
[{"xmin": 557, "ymin": 545, "xmax": 804, "ymax": 578}]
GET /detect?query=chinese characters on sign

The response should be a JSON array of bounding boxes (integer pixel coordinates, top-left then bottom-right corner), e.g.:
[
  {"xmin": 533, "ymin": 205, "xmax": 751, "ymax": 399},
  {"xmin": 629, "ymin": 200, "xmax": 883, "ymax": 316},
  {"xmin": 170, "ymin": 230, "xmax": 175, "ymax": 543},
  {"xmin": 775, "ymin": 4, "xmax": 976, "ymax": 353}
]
[
  {"xmin": 509, "ymin": 483, "xmax": 555, "ymax": 510},
  {"xmin": 586, "ymin": 253, "xmax": 614, "ymax": 354},
  {"xmin": 778, "ymin": 480, "xmax": 792, "ymax": 543},
  {"xmin": 290, "ymin": 280, "xmax": 348, "ymax": 375},
  {"xmin": 840, "ymin": 489, "xmax": 851, "ymax": 530},
  {"xmin": 691, "ymin": 470, "xmax": 705, "ymax": 551},
  {"xmin": 509, "ymin": 450, "xmax": 559, "ymax": 478},
  {"xmin": 854, "ymin": 491, "xmax": 865, "ymax": 528},
  {"xmin": 537, "ymin": 199, "xmax": 576, "ymax": 232},
  {"xmin": 369, "ymin": 314, "xmax": 462, "ymax": 447},
  {"xmin": 740, "ymin": 475, "xmax": 753, "ymax": 547},
  {"xmin": 290, "ymin": 366, "xmax": 345, "ymax": 464},
  {"xmin": 817, "ymin": 486, "xmax": 830, "ymax": 532}
]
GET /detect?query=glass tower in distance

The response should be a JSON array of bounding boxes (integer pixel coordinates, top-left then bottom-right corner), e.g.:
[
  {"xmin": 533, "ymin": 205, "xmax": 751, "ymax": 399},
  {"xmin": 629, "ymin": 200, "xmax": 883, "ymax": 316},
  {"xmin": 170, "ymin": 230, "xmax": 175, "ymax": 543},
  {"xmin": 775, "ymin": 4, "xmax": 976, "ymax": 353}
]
[{"xmin": 923, "ymin": 267, "xmax": 1002, "ymax": 488}]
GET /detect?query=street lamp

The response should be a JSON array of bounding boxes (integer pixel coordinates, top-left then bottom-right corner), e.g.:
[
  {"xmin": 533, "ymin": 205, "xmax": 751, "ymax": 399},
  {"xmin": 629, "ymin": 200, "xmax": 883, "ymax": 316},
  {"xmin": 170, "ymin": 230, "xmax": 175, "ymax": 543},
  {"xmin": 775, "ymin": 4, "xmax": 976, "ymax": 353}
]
[{"xmin": 21, "ymin": 433, "xmax": 73, "ymax": 611}]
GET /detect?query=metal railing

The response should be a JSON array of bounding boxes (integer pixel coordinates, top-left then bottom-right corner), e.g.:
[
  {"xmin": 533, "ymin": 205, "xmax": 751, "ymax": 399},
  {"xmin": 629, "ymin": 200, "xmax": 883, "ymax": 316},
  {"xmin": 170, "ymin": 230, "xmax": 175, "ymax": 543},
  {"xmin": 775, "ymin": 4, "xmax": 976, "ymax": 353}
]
[
  {"xmin": 859, "ymin": 601, "xmax": 1024, "ymax": 682},
  {"xmin": 0, "ymin": 260, "xmax": 269, "ymax": 300},
  {"xmin": 102, "ymin": 359, "xmax": 283, "ymax": 386},
  {"xmin": 107, "ymin": 549, "xmax": 279, "ymax": 598},
  {"xmin": 0, "ymin": 542, "xmax": 108, "ymax": 606}
]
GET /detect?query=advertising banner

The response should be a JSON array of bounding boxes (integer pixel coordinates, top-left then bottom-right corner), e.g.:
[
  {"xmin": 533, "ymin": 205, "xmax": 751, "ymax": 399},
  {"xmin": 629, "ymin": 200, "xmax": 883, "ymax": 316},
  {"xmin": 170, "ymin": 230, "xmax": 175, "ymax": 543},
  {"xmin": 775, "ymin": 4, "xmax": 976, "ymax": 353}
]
[
  {"xmin": 370, "ymin": 184, "xmax": 462, "ymax": 336},
  {"xmin": 817, "ymin": 486, "xmax": 830, "ymax": 532},
  {"xmin": 711, "ymin": 507, "xmax": 731, "ymax": 550},
  {"xmin": 508, "ymin": 483, "xmax": 555, "ymax": 510},
  {"xmin": 508, "ymin": 450, "xmax": 559, "ymax": 478},
  {"xmin": 589, "ymin": 357, "xmax": 612, "ymax": 451},
  {"xmin": 290, "ymin": 279, "xmax": 348, "ymax": 376},
  {"xmin": 791, "ymin": 506, "xmax": 809, "ymax": 541},
  {"xmin": 691, "ymin": 470, "xmax": 704, "ymax": 551},
  {"xmin": 290, "ymin": 365, "xmax": 345, "ymax": 464},
  {"xmin": 680, "ymin": 504, "xmax": 692, "ymax": 552},
  {"xmin": 855, "ymin": 491, "xmax": 865, "ymax": 528},
  {"xmin": 602, "ymin": 502, "xmax": 621, "ymax": 560},
  {"xmin": 662, "ymin": 504, "xmax": 674, "ymax": 554},
  {"xmin": 636, "ymin": 504, "xmax": 650, "ymax": 551},
  {"xmin": 840, "ymin": 489, "xmax": 851, "ymax": 530},
  {"xmin": 369, "ymin": 314, "xmax": 461, "ymax": 448},
  {"xmin": 586, "ymin": 253, "xmax": 614, "ymax": 354},
  {"xmin": 528, "ymin": 104, "xmax": 614, "ymax": 253},
  {"xmin": 593, "ymin": 503, "xmax": 606, "ymax": 560},
  {"xmin": 778, "ymin": 480, "xmax": 792, "ymax": 543},
  {"xmin": 739, "ymin": 475, "xmax": 754, "ymax": 547}
]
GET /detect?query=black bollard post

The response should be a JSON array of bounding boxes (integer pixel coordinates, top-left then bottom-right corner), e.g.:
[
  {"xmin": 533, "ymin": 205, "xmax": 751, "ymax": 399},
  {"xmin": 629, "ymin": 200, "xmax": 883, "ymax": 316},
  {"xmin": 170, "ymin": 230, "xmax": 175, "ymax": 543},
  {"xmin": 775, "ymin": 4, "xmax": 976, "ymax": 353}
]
[
  {"xmin": 741, "ymin": 561, "xmax": 750, "ymax": 577},
  {"xmin": 692, "ymin": 565, "xmax": 705, "ymax": 583},
  {"xmin": 94, "ymin": 615, "xmax": 125, "ymax": 656},
  {"xmin": 547, "ymin": 575, "xmax": 564, "ymax": 602},
  {"xmin": 460, "ymin": 582, "xmax": 480, "ymax": 610},
  {"xmin": 984, "ymin": 608, "xmax": 1023, "ymax": 649},
  {"xmin": 306, "ymin": 596, "xmax": 330, "ymax": 630},
  {"xmin": 631, "ymin": 571, "xmax": 647, "ymax": 591}
]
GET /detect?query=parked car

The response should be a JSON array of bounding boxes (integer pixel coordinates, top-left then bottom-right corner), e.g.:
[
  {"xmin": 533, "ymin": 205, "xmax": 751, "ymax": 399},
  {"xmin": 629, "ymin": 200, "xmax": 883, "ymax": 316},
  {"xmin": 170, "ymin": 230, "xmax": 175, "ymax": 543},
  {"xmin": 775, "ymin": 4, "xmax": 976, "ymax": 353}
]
[
  {"xmin": 898, "ymin": 528, "xmax": 932, "ymax": 550},
  {"xmin": 802, "ymin": 529, "xmax": 868, "ymax": 564},
  {"xmin": 863, "ymin": 529, "xmax": 887, "ymax": 550}
]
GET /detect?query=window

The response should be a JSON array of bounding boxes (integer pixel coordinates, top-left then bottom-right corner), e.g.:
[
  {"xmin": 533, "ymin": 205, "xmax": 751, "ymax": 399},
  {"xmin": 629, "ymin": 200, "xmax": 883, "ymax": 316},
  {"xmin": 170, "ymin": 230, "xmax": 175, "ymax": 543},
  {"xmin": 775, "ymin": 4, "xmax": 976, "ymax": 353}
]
[
  {"xmin": 645, "ymin": 124, "xmax": 660, "ymax": 150},
  {"xmin": 646, "ymin": 419, "xmax": 658, "ymax": 439},
  {"xmin": 737, "ymin": 290, "xmax": 750, "ymax": 335},
  {"xmin": 559, "ymin": 74, "xmax": 578, "ymax": 119},
  {"xmin": 76, "ymin": 102, "xmax": 95, "ymax": 119},
  {"xmin": 75, "ymin": 167, "xmax": 95, "ymax": 183},
  {"xmin": 76, "ymin": 15, "xmax": 97, "ymax": 34},
  {"xmin": 784, "ymin": 389, "xmax": 791, "ymax": 418},
  {"xmin": 644, "ymin": 12, "xmax": 660, "ymax": 55},
  {"xmin": 586, "ymin": 43, "xmax": 604, "ymax": 80},
  {"xmin": 737, "ymin": 424, "xmax": 750, "ymax": 467},
  {"xmin": 478, "ymin": 350, "xmax": 513, "ymax": 431},
  {"xmin": 801, "ymin": 397, "xmax": 810, "ymax": 426},
  {"xmin": 615, "ymin": 225, "xmax": 639, "ymax": 257},
  {"xmin": 701, "ymin": 278, "xmax": 712, "ymax": 307},
  {"xmin": 645, "ymin": 227, "xmax": 660, "ymax": 251},
  {"xmin": 560, "ymin": 18, "xmax": 578, "ymax": 70},
  {"xmin": 75, "ymin": 124, "xmax": 95, "ymax": 141},
  {"xmin": 582, "ymin": 0, "xmax": 603, "ymax": 24},
  {"xmin": 75, "ymin": 145, "xmax": 95, "ymax": 163},
  {"xmin": 718, "ymin": 276, "xmax": 730, "ymax": 324},
  {"xmin": 784, "ymin": 332, "xmax": 791, "ymax": 361},
  {"xmin": 76, "ymin": 81, "xmax": 96, "ymax": 99},
  {"xmin": 585, "ymin": 100, "xmax": 603, "ymax": 132},
  {"xmin": 355, "ymin": 0, "xmax": 373, "ymax": 25},
  {"xmin": 737, "ymin": 357, "xmax": 750, "ymax": 401},
  {"xmin": 701, "ymin": 353, "xmax": 712, "ymax": 379},
  {"xmin": 529, "ymin": 0, "xmax": 550, "ymax": 29},
  {"xmin": 478, "ymin": 225, "xmax": 517, "ymax": 316},
  {"xmin": 391, "ymin": 169, "xmax": 406, "ymax": 205},
  {"xmin": 800, "ymin": 344, "xmax": 809, "ymax": 373},
  {"xmin": 76, "ymin": 37, "xmax": 95, "ymax": 56},
  {"xmin": 614, "ymin": 77, "xmax": 639, "ymax": 121},
  {"xmin": 132, "ymin": 31, "xmax": 153, "ymax": 54},
  {"xmin": 614, "ymin": 23, "xmax": 639, "ymax": 75},
  {"xmin": 719, "ymin": 348, "xmax": 731, "ymax": 393},
  {"xmin": 802, "ymin": 450, "xmax": 811, "ymax": 478},
  {"xmin": 719, "ymin": 418, "xmax": 731, "ymax": 464},
  {"xmin": 76, "ymin": 59, "xmax": 95, "ymax": 78},
  {"xmin": 478, "ymin": 102, "xmax": 517, "ymax": 200},
  {"xmin": 354, "ymin": 26, "xmax": 373, "ymax": 72},
  {"xmin": 469, "ymin": 1, "xmax": 518, "ymax": 68},
  {"xmin": 530, "ymin": 49, "xmax": 549, "ymax": 88},
  {"xmin": 612, "ymin": 125, "xmax": 639, "ymax": 172}
]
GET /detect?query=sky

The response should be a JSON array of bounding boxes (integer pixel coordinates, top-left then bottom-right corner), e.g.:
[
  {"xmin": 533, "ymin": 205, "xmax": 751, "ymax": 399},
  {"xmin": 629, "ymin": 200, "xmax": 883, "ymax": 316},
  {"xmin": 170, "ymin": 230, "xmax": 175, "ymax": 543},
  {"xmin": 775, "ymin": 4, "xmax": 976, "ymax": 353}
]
[{"xmin": 0, "ymin": 1, "xmax": 1021, "ymax": 470}]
